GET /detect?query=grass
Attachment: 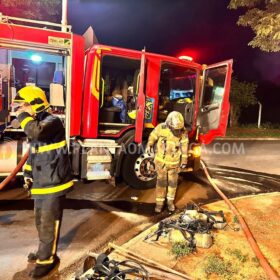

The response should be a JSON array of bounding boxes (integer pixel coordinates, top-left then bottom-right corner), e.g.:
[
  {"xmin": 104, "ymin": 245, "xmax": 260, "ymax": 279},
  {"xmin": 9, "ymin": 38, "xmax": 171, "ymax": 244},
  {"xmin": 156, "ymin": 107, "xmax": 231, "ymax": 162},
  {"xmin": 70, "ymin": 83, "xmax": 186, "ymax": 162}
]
[
  {"xmin": 198, "ymin": 249, "xmax": 266, "ymax": 280},
  {"xmin": 203, "ymin": 254, "xmax": 236, "ymax": 279},
  {"xmin": 251, "ymin": 256, "xmax": 260, "ymax": 266},
  {"xmin": 233, "ymin": 215, "xmax": 239, "ymax": 224},
  {"xmin": 226, "ymin": 248, "xmax": 249, "ymax": 263},
  {"xmin": 226, "ymin": 124, "xmax": 280, "ymax": 138},
  {"xmin": 170, "ymin": 242, "xmax": 193, "ymax": 259}
]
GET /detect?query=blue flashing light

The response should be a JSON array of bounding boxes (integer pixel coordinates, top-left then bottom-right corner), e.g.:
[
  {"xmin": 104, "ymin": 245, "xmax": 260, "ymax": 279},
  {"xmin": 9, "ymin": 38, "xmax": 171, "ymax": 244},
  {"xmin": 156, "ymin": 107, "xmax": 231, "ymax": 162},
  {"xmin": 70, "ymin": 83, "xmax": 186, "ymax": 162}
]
[{"xmin": 31, "ymin": 54, "xmax": 42, "ymax": 63}]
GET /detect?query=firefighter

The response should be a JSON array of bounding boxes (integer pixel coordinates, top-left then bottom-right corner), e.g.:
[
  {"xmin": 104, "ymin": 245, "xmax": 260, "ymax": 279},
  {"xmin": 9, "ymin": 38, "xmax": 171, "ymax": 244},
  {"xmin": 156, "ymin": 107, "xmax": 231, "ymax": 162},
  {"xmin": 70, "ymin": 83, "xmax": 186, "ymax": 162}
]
[
  {"xmin": 146, "ymin": 111, "xmax": 188, "ymax": 213},
  {"xmin": 13, "ymin": 86, "xmax": 73, "ymax": 279}
]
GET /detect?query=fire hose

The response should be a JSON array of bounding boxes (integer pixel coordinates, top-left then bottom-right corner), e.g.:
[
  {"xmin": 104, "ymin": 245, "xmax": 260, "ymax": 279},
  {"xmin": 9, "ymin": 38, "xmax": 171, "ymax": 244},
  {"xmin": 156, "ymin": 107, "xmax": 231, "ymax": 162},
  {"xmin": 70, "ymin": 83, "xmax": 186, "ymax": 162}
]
[
  {"xmin": 0, "ymin": 150, "xmax": 29, "ymax": 191},
  {"xmin": 200, "ymin": 160, "xmax": 279, "ymax": 280}
]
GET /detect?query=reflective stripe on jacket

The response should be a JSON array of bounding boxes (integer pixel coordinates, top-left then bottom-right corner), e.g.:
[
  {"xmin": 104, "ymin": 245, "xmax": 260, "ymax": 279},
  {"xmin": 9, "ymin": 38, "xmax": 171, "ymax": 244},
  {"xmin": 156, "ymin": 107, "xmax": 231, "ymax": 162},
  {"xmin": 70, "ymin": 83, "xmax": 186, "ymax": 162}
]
[
  {"xmin": 23, "ymin": 155, "xmax": 32, "ymax": 179},
  {"xmin": 18, "ymin": 111, "xmax": 73, "ymax": 198},
  {"xmin": 147, "ymin": 123, "xmax": 189, "ymax": 169}
]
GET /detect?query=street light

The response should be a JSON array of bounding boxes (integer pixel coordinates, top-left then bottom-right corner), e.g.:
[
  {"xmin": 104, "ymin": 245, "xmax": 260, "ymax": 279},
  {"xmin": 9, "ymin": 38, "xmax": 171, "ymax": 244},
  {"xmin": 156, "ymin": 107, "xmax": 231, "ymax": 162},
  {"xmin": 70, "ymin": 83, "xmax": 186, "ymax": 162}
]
[{"xmin": 258, "ymin": 102, "xmax": 262, "ymax": 128}]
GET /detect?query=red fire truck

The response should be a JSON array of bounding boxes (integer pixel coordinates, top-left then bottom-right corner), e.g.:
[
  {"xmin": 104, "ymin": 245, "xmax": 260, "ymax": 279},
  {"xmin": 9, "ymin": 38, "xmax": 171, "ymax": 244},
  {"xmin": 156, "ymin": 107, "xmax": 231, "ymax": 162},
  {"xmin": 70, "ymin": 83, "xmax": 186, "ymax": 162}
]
[{"xmin": 0, "ymin": 14, "xmax": 232, "ymax": 189}]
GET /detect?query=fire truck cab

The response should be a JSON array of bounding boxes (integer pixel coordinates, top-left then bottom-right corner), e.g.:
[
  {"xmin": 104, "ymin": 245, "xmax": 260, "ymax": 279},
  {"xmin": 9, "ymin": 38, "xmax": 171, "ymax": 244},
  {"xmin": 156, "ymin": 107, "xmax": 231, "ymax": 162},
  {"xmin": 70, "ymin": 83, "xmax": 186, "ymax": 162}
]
[{"xmin": 0, "ymin": 15, "xmax": 232, "ymax": 189}]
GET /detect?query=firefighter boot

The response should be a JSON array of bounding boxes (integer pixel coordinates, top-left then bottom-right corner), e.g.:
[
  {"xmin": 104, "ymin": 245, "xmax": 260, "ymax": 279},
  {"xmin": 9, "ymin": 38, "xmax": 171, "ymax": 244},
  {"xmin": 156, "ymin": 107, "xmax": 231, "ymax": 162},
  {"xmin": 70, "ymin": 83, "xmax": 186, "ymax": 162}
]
[
  {"xmin": 155, "ymin": 184, "xmax": 167, "ymax": 213},
  {"xmin": 155, "ymin": 201, "xmax": 164, "ymax": 213},
  {"xmin": 167, "ymin": 199, "xmax": 175, "ymax": 212},
  {"xmin": 167, "ymin": 185, "xmax": 177, "ymax": 212},
  {"xmin": 29, "ymin": 256, "xmax": 60, "ymax": 279}
]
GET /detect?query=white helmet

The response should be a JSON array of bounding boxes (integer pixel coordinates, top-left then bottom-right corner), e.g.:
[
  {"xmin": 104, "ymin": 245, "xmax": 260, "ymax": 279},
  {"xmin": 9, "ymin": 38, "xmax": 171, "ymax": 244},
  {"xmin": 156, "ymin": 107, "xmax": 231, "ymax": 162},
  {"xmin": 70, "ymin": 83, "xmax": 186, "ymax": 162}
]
[{"xmin": 166, "ymin": 111, "xmax": 185, "ymax": 130}]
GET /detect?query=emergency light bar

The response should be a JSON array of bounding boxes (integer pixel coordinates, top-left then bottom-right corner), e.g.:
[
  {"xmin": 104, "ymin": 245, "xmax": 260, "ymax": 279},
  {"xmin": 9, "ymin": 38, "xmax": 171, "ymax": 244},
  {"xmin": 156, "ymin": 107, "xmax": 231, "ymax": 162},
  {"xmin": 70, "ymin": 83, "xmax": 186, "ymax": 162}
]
[{"xmin": 178, "ymin": 55, "xmax": 193, "ymax": 62}]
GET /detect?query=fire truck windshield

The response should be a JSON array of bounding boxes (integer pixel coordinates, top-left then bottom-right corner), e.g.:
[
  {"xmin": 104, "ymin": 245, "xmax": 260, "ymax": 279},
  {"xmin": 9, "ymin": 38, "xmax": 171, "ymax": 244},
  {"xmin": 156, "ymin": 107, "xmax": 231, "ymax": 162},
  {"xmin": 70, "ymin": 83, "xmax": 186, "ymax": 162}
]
[{"xmin": 158, "ymin": 63, "xmax": 197, "ymax": 125}]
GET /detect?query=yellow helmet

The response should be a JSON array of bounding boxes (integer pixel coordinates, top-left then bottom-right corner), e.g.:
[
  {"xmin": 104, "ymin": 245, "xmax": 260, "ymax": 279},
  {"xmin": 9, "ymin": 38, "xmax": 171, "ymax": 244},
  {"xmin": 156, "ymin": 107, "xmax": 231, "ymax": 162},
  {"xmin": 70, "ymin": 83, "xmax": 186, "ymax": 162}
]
[
  {"xmin": 128, "ymin": 110, "xmax": 136, "ymax": 120},
  {"xmin": 166, "ymin": 111, "xmax": 185, "ymax": 130},
  {"xmin": 14, "ymin": 86, "xmax": 50, "ymax": 113},
  {"xmin": 177, "ymin": 98, "xmax": 192, "ymax": 104}
]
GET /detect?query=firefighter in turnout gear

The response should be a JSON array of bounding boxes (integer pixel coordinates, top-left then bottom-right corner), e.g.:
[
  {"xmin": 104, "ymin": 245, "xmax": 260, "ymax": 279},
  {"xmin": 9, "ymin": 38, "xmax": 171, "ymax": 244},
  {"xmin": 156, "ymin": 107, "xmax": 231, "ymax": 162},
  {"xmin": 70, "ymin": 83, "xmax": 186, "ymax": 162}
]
[
  {"xmin": 146, "ymin": 111, "xmax": 188, "ymax": 213},
  {"xmin": 14, "ymin": 86, "xmax": 73, "ymax": 279}
]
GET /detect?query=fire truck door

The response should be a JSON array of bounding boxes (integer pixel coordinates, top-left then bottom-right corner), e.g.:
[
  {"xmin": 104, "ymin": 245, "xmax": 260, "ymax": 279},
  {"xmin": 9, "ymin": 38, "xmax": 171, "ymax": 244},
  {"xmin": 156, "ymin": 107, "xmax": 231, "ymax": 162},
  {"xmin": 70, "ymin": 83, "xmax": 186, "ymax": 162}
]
[
  {"xmin": 135, "ymin": 50, "xmax": 146, "ymax": 143},
  {"xmin": 198, "ymin": 59, "xmax": 233, "ymax": 144}
]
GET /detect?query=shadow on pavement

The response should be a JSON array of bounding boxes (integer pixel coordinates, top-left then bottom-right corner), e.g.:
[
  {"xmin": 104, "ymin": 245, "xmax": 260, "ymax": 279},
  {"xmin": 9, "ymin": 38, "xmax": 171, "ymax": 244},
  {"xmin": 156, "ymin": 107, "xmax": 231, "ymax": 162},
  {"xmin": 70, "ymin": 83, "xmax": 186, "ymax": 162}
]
[
  {"xmin": 1, "ymin": 165, "xmax": 279, "ymax": 213},
  {"xmin": 209, "ymin": 164, "xmax": 280, "ymax": 179},
  {"xmin": 12, "ymin": 263, "xmax": 61, "ymax": 280},
  {"xmin": 0, "ymin": 198, "xmax": 155, "ymax": 217},
  {"xmin": 12, "ymin": 263, "xmax": 34, "ymax": 280},
  {"xmin": 0, "ymin": 213, "xmax": 16, "ymax": 225}
]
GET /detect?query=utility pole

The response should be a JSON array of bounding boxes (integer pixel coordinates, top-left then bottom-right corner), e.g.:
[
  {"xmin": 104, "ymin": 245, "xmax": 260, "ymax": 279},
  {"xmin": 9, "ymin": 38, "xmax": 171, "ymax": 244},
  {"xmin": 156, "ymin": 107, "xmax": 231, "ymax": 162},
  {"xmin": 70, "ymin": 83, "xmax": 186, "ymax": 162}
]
[{"xmin": 258, "ymin": 102, "xmax": 262, "ymax": 128}]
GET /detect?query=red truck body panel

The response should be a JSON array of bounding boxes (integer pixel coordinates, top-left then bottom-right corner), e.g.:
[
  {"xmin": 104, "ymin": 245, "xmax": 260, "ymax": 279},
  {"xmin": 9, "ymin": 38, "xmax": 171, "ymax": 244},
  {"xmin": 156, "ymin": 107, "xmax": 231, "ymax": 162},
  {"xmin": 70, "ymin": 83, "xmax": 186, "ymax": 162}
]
[
  {"xmin": 0, "ymin": 23, "xmax": 72, "ymax": 44},
  {"xmin": 70, "ymin": 34, "xmax": 85, "ymax": 136},
  {"xmin": 81, "ymin": 47, "xmax": 101, "ymax": 138}
]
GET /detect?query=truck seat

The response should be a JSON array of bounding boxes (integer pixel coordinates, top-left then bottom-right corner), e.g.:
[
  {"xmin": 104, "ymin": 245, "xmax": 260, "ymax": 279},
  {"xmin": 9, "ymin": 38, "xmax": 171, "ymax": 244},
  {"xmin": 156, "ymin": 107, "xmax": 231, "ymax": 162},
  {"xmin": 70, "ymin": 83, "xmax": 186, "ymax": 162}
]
[
  {"xmin": 173, "ymin": 102, "xmax": 193, "ymax": 130},
  {"xmin": 99, "ymin": 106, "xmax": 122, "ymax": 123}
]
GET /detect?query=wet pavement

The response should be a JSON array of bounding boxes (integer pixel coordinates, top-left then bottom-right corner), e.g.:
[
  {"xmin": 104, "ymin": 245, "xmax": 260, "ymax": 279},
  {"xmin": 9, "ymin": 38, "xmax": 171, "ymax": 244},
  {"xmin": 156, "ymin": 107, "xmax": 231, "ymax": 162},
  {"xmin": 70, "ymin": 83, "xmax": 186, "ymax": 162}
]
[
  {"xmin": 202, "ymin": 139, "xmax": 280, "ymax": 175},
  {"xmin": 0, "ymin": 140, "xmax": 279, "ymax": 279}
]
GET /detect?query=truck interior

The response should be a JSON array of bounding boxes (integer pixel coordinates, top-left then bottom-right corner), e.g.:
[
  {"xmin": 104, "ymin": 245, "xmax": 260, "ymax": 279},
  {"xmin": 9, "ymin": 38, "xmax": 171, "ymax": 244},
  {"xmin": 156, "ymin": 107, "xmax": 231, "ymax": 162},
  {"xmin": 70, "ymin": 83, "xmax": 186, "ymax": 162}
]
[
  {"xmin": 158, "ymin": 63, "xmax": 197, "ymax": 130},
  {"xmin": 98, "ymin": 55, "xmax": 140, "ymax": 135},
  {"xmin": 0, "ymin": 48, "xmax": 67, "ymax": 135}
]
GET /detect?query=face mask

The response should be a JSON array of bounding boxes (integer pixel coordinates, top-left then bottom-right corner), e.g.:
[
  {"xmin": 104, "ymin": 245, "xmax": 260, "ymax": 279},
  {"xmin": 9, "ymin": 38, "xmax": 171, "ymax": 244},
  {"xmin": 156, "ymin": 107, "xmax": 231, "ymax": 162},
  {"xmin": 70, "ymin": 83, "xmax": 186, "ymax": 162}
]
[{"xmin": 171, "ymin": 128, "xmax": 183, "ymax": 137}]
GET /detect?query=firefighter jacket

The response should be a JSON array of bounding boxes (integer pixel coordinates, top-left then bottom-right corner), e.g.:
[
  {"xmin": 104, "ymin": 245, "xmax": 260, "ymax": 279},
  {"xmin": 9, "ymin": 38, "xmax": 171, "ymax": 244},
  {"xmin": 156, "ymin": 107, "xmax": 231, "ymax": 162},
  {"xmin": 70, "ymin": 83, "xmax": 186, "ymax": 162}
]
[
  {"xmin": 147, "ymin": 123, "xmax": 189, "ymax": 169},
  {"xmin": 18, "ymin": 111, "xmax": 73, "ymax": 199}
]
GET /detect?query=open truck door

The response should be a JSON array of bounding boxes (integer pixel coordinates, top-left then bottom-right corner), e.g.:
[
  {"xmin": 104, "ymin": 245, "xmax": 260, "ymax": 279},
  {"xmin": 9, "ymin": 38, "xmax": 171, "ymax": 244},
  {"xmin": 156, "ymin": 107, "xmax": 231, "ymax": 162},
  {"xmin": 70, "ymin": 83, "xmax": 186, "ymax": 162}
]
[
  {"xmin": 198, "ymin": 59, "xmax": 233, "ymax": 144},
  {"xmin": 135, "ymin": 49, "xmax": 146, "ymax": 143}
]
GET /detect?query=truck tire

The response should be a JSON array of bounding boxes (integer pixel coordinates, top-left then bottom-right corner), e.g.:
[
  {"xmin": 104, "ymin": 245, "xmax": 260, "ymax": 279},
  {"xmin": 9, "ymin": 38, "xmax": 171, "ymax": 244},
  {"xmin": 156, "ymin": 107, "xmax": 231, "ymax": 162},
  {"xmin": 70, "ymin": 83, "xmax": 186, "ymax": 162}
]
[{"xmin": 121, "ymin": 143, "xmax": 156, "ymax": 189}]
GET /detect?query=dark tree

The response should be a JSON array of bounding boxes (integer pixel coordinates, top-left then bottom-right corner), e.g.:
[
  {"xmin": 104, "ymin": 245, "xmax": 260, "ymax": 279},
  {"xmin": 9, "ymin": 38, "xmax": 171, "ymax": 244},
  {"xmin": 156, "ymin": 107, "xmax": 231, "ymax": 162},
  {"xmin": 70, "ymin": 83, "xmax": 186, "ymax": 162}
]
[
  {"xmin": 228, "ymin": 0, "xmax": 280, "ymax": 52},
  {"xmin": 0, "ymin": 0, "xmax": 62, "ymax": 23},
  {"xmin": 230, "ymin": 77, "xmax": 257, "ymax": 127}
]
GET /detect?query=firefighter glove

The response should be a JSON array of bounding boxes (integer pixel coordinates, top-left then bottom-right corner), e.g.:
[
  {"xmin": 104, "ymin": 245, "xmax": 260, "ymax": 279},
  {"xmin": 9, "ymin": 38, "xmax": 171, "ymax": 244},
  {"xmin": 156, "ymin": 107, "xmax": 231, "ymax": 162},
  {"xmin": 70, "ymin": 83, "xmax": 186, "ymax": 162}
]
[
  {"xmin": 145, "ymin": 145, "xmax": 154, "ymax": 155},
  {"xmin": 23, "ymin": 177, "xmax": 33, "ymax": 192},
  {"xmin": 180, "ymin": 164, "xmax": 188, "ymax": 169}
]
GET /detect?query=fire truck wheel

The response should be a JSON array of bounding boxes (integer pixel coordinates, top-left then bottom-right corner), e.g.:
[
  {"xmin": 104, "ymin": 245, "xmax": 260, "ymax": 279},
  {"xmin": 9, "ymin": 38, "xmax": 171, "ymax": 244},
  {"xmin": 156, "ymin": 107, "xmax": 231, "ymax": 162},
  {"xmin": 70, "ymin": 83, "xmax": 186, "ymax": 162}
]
[{"xmin": 122, "ymin": 152, "xmax": 156, "ymax": 189}]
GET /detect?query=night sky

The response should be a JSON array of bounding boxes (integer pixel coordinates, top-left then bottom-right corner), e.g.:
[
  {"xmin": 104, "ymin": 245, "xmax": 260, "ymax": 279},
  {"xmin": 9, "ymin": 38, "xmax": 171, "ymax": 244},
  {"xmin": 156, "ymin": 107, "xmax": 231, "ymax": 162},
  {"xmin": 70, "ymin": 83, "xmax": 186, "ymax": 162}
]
[
  {"xmin": 68, "ymin": 0, "xmax": 280, "ymax": 123},
  {"xmin": 4, "ymin": 0, "xmax": 280, "ymax": 124}
]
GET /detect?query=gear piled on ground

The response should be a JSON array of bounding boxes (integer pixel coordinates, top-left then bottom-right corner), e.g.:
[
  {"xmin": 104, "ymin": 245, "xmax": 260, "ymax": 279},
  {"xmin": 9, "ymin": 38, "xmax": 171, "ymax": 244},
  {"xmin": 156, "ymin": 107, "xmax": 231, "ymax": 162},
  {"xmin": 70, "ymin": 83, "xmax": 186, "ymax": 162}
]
[
  {"xmin": 144, "ymin": 203, "xmax": 228, "ymax": 250},
  {"xmin": 75, "ymin": 253, "xmax": 149, "ymax": 280}
]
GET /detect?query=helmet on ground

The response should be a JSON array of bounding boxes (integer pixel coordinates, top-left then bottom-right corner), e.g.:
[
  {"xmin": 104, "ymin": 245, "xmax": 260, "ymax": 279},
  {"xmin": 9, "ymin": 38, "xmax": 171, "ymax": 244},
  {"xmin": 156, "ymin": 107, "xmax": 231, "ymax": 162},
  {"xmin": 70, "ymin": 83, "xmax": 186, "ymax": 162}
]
[
  {"xmin": 166, "ymin": 111, "xmax": 185, "ymax": 130},
  {"xmin": 14, "ymin": 86, "xmax": 50, "ymax": 113}
]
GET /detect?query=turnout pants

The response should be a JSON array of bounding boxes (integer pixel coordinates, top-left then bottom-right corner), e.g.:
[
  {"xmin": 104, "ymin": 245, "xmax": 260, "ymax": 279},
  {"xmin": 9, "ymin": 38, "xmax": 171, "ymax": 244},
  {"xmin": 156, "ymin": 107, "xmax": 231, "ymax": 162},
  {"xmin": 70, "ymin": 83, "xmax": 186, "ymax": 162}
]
[
  {"xmin": 34, "ymin": 196, "xmax": 65, "ymax": 264},
  {"xmin": 155, "ymin": 166, "xmax": 179, "ymax": 206}
]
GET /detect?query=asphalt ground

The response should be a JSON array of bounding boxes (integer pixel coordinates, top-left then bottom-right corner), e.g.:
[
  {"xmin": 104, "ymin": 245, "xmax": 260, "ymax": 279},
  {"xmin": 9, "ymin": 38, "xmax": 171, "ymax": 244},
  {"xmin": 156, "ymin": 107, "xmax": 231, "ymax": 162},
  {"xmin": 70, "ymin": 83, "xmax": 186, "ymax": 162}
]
[
  {"xmin": 0, "ymin": 140, "xmax": 279, "ymax": 279},
  {"xmin": 202, "ymin": 139, "xmax": 280, "ymax": 175}
]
